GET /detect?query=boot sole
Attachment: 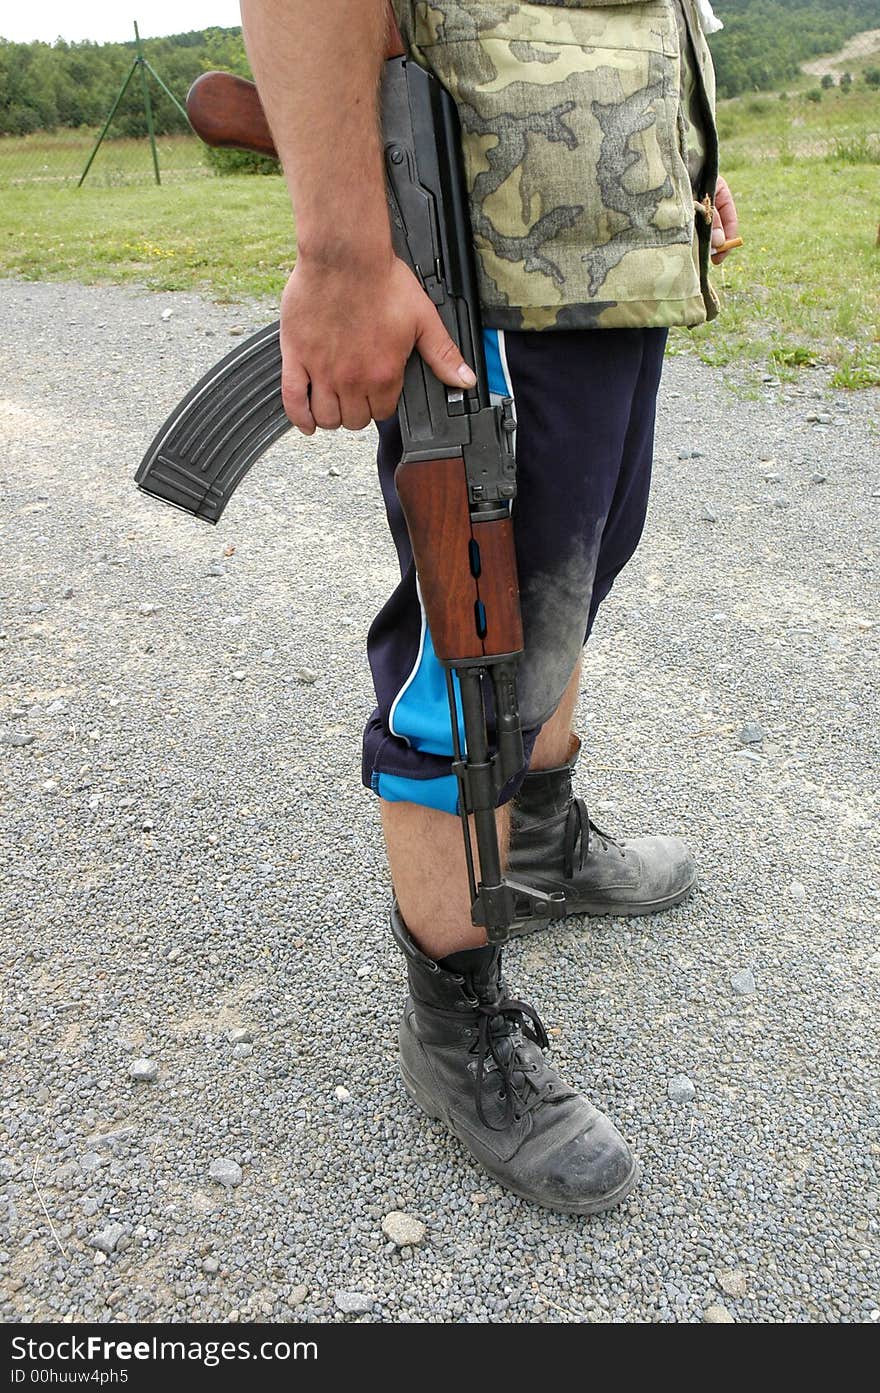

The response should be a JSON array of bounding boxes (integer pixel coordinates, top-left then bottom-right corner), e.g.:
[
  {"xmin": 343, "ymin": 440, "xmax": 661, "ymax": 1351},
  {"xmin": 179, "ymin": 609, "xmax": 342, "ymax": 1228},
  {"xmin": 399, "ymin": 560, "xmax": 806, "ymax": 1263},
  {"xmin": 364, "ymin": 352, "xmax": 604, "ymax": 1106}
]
[
  {"xmin": 399, "ymin": 1063, "xmax": 640, "ymax": 1217},
  {"xmin": 511, "ymin": 870, "xmax": 698, "ymax": 932}
]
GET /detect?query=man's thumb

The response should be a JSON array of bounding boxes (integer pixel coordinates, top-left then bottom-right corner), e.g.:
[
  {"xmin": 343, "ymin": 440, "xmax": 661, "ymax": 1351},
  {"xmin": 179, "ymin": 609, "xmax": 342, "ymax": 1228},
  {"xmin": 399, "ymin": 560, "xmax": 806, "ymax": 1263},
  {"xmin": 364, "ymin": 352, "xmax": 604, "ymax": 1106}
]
[{"xmin": 415, "ymin": 306, "xmax": 477, "ymax": 389}]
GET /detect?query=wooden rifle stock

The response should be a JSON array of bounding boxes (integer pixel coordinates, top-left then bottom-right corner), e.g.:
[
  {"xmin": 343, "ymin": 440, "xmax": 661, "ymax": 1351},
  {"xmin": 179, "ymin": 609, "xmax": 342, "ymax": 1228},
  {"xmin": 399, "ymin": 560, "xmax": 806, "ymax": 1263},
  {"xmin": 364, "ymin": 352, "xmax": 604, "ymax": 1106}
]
[
  {"xmin": 186, "ymin": 4, "xmax": 404, "ymax": 157},
  {"xmin": 186, "ymin": 72, "xmax": 278, "ymax": 157}
]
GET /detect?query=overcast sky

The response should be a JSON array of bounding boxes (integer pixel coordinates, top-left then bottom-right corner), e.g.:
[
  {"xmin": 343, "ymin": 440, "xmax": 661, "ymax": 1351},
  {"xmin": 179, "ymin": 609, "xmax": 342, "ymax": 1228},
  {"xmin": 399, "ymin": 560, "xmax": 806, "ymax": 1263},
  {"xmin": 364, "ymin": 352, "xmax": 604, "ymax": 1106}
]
[{"xmin": 1, "ymin": 2, "xmax": 244, "ymax": 44}]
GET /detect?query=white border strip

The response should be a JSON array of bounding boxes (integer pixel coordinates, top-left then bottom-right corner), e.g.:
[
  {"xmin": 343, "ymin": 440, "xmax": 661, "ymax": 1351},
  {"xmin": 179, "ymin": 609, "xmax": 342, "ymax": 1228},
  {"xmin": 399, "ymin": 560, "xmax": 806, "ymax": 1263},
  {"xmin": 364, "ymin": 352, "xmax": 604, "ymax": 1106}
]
[{"xmin": 387, "ymin": 575, "xmax": 428, "ymax": 748}]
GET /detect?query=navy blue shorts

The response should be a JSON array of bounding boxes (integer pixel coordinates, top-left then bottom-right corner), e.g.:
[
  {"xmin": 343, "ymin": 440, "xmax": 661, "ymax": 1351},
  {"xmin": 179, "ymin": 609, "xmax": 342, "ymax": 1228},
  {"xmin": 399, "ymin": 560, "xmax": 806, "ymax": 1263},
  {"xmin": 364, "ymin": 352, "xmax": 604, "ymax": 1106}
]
[{"xmin": 362, "ymin": 326, "xmax": 667, "ymax": 813}]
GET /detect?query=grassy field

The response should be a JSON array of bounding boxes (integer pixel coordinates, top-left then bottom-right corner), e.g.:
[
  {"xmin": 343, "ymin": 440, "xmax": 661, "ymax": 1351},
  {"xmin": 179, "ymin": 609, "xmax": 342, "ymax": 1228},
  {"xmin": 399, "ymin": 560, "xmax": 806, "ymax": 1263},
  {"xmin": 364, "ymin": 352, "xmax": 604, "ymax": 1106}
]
[
  {"xmin": 1, "ymin": 81, "xmax": 878, "ymax": 388},
  {"xmin": 1, "ymin": 178, "xmax": 295, "ymax": 298}
]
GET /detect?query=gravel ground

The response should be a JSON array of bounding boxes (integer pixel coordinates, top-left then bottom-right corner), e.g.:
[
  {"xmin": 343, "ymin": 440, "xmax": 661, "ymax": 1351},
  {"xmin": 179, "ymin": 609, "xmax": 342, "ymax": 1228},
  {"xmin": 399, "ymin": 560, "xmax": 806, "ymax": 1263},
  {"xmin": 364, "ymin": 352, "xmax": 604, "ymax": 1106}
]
[{"xmin": 1, "ymin": 279, "xmax": 878, "ymax": 1325}]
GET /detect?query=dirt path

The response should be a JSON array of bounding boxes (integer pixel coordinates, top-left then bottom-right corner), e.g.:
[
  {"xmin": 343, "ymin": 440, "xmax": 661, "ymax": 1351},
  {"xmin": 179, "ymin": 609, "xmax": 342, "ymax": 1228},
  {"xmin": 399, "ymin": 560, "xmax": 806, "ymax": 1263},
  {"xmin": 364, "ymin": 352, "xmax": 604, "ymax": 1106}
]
[{"xmin": 802, "ymin": 27, "xmax": 880, "ymax": 78}]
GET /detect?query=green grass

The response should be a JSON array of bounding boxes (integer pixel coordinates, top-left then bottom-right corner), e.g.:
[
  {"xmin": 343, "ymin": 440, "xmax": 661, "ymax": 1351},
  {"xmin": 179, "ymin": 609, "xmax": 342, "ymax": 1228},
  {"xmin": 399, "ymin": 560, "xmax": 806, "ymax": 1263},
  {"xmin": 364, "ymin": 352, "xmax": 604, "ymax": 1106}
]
[
  {"xmin": 676, "ymin": 78, "xmax": 880, "ymax": 387},
  {"xmin": 716, "ymin": 83, "xmax": 880, "ymax": 166},
  {"xmin": 676, "ymin": 159, "xmax": 880, "ymax": 386},
  {"xmin": 1, "ymin": 95, "xmax": 878, "ymax": 385},
  {"xmin": 0, "ymin": 177, "xmax": 295, "ymax": 298}
]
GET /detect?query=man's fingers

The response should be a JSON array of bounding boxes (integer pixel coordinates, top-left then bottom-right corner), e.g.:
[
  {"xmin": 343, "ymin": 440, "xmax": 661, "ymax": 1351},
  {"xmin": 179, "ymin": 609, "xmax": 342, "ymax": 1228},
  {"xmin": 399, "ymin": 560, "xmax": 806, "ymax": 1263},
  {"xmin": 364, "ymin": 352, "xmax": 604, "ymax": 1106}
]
[
  {"xmin": 714, "ymin": 176, "xmax": 739, "ymax": 240},
  {"xmin": 309, "ymin": 385, "xmax": 343, "ymax": 431},
  {"xmin": 339, "ymin": 395, "xmax": 373, "ymax": 432},
  {"xmin": 711, "ymin": 175, "xmax": 740, "ymax": 264},
  {"xmin": 281, "ymin": 365, "xmax": 316, "ymax": 436},
  {"xmin": 414, "ymin": 304, "xmax": 477, "ymax": 389}
]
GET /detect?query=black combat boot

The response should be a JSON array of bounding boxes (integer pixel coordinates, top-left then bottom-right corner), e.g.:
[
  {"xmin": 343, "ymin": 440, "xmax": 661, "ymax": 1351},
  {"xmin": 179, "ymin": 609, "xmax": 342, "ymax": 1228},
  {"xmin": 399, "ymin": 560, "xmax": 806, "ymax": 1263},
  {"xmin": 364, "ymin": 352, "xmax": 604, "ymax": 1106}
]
[
  {"xmin": 508, "ymin": 736, "xmax": 696, "ymax": 926},
  {"xmin": 392, "ymin": 902, "xmax": 638, "ymax": 1215}
]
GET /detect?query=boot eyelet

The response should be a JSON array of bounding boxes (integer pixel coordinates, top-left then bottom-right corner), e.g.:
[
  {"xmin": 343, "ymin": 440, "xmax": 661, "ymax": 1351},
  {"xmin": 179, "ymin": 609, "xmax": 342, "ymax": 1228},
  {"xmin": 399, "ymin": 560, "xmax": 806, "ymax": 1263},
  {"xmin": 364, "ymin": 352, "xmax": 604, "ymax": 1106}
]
[{"xmin": 464, "ymin": 995, "xmax": 479, "ymax": 1007}]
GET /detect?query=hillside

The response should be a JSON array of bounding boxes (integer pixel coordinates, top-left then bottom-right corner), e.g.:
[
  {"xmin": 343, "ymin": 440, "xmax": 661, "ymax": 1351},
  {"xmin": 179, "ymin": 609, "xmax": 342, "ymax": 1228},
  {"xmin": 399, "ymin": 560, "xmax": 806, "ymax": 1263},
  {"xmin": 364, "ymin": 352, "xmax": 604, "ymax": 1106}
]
[{"xmin": 711, "ymin": 0, "xmax": 880, "ymax": 95}]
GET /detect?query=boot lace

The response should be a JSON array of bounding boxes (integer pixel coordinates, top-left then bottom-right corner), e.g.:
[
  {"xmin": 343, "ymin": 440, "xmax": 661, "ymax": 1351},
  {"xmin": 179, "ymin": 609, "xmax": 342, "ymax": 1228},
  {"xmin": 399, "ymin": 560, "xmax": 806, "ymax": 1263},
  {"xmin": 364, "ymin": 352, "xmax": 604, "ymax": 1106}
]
[
  {"xmin": 473, "ymin": 992, "xmax": 550, "ymax": 1132},
  {"xmin": 563, "ymin": 798, "xmax": 626, "ymax": 879}
]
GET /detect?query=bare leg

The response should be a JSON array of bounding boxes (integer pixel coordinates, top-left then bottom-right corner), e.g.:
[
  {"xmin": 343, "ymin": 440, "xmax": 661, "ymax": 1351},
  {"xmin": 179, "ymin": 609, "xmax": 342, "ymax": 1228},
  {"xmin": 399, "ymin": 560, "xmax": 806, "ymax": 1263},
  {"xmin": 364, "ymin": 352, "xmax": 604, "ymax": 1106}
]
[
  {"xmin": 380, "ymin": 658, "xmax": 582, "ymax": 958},
  {"xmin": 380, "ymin": 801, "xmax": 508, "ymax": 957},
  {"xmin": 528, "ymin": 655, "xmax": 582, "ymax": 771}
]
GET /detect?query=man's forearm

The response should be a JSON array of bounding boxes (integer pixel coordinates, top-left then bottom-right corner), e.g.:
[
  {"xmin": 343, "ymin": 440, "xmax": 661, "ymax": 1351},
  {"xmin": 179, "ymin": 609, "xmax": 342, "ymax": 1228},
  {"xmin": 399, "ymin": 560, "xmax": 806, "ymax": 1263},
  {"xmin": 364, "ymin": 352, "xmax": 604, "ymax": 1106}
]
[{"xmin": 239, "ymin": 0, "xmax": 392, "ymax": 265}]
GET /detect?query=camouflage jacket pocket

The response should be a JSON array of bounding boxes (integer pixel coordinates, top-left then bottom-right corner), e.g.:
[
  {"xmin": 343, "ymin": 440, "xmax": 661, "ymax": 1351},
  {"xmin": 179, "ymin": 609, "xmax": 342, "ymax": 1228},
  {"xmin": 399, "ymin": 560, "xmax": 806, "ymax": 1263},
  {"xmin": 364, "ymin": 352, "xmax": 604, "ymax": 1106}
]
[{"xmin": 393, "ymin": 1, "xmax": 713, "ymax": 330}]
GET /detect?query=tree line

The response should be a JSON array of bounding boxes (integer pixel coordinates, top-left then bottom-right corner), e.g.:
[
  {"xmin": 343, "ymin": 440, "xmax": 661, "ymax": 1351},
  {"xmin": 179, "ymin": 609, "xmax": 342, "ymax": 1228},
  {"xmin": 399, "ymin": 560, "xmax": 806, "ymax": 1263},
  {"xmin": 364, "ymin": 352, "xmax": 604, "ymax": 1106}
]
[
  {"xmin": 1, "ymin": 2, "xmax": 879, "ymax": 138},
  {"xmin": 0, "ymin": 28, "xmax": 250, "ymax": 137}
]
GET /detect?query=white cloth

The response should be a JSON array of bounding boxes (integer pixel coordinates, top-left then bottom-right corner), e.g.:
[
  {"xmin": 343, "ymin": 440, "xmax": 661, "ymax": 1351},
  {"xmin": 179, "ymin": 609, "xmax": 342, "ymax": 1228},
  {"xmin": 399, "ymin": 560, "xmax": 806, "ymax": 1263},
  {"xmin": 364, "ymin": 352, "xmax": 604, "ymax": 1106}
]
[{"xmin": 695, "ymin": 0, "xmax": 724, "ymax": 34}]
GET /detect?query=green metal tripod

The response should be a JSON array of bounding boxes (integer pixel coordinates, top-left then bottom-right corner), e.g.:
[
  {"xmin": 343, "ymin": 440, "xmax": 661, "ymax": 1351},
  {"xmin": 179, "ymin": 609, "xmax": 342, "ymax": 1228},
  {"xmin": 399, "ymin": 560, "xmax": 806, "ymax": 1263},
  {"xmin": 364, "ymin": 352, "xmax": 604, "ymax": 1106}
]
[{"xmin": 79, "ymin": 21, "xmax": 189, "ymax": 188}]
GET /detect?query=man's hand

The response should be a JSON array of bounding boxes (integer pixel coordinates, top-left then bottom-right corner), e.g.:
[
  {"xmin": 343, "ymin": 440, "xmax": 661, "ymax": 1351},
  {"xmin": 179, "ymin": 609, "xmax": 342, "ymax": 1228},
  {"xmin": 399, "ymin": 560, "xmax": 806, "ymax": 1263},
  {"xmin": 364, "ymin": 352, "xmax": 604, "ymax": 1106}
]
[
  {"xmin": 280, "ymin": 251, "xmax": 476, "ymax": 435},
  {"xmin": 240, "ymin": 2, "xmax": 469, "ymax": 434},
  {"xmin": 711, "ymin": 175, "xmax": 740, "ymax": 265}
]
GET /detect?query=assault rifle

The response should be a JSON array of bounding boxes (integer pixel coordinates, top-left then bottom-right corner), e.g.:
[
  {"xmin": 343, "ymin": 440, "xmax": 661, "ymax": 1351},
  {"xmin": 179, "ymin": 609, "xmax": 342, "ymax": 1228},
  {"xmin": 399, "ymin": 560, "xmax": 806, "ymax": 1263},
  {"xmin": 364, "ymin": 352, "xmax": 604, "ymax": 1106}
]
[{"xmin": 136, "ymin": 8, "xmax": 563, "ymax": 942}]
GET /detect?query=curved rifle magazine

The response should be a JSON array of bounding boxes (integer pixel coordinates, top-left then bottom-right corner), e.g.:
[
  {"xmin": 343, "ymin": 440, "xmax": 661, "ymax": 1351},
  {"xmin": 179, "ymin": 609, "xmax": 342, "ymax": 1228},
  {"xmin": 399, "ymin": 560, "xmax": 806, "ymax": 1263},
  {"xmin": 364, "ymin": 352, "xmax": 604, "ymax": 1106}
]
[{"xmin": 135, "ymin": 321, "xmax": 289, "ymax": 524}]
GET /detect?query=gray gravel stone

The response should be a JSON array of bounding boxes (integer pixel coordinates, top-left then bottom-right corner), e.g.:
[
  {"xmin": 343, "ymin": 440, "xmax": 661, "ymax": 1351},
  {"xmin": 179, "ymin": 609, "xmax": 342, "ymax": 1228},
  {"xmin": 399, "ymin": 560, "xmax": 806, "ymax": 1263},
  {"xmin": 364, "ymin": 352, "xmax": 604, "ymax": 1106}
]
[
  {"xmin": 719, "ymin": 1270, "xmax": 748, "ymax": 1299},
  {"xmin": 227, "ymin": 1028, "xmax": 253, "ymax": 1046},
  {"xmin": 381, "ymin": 1212, "xmax": 427, "ymax": 1247},
  {"xmin": 731, "ymin": 968, "xmax": 756, "ymax": 997},
  {"xmin": 704, "ymin": 1304, "xmax": 735, "ymax": 1323},
  {"xmin": 739, "ymin": 721, "xmax": 764, "ymax": 745},
  {"xmin": 667, "ymin": 1074, "xmax": 696, "ymax": 1103},
  {"xmin": 334, "ymin": 1291, "xmax": 374, "ymax": 1314},
  {"xmin": 1, "ymin": 731, "xmax": 36, "ymax": 748},
  {"xmin": 208, "ymin": 1158, "xmax": 243, "ymax": 1189},
  {"xmin": 129, "ymin": 1058, "xmax": 159, "ymax": 1082},
  {"xmin": 91, "ymin": 1224, "xmax": 126, "ymax": 1255}
]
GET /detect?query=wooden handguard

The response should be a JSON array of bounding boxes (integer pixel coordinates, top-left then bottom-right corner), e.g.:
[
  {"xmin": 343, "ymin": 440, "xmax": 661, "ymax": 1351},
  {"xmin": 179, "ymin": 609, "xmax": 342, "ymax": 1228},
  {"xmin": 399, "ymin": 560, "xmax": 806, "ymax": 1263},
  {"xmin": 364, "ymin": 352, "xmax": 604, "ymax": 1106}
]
[
  {"xmin": 186, "ymin": 5, "xmax": 405, "ymax": 157},
  {"xmin": 395, "ymin": 457, "xmax": 523, "ymax": 665}
]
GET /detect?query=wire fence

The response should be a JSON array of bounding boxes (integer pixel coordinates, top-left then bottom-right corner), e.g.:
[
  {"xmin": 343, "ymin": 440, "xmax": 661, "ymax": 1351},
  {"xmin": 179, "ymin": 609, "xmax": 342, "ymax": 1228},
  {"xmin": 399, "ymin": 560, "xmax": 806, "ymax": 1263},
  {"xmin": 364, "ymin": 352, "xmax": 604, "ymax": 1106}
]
[{"xmin": 0, "ymin": 129, "xmax": 210, "ymax": 189}]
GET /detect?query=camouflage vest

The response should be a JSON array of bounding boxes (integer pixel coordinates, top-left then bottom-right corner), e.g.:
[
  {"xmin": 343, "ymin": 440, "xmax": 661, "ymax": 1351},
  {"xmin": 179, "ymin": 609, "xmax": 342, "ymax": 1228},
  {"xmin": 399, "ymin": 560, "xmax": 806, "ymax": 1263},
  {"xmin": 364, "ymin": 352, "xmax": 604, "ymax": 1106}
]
[{"xmin": 391, "ymin": 1, "xmax": 720, "ymax": 330}]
